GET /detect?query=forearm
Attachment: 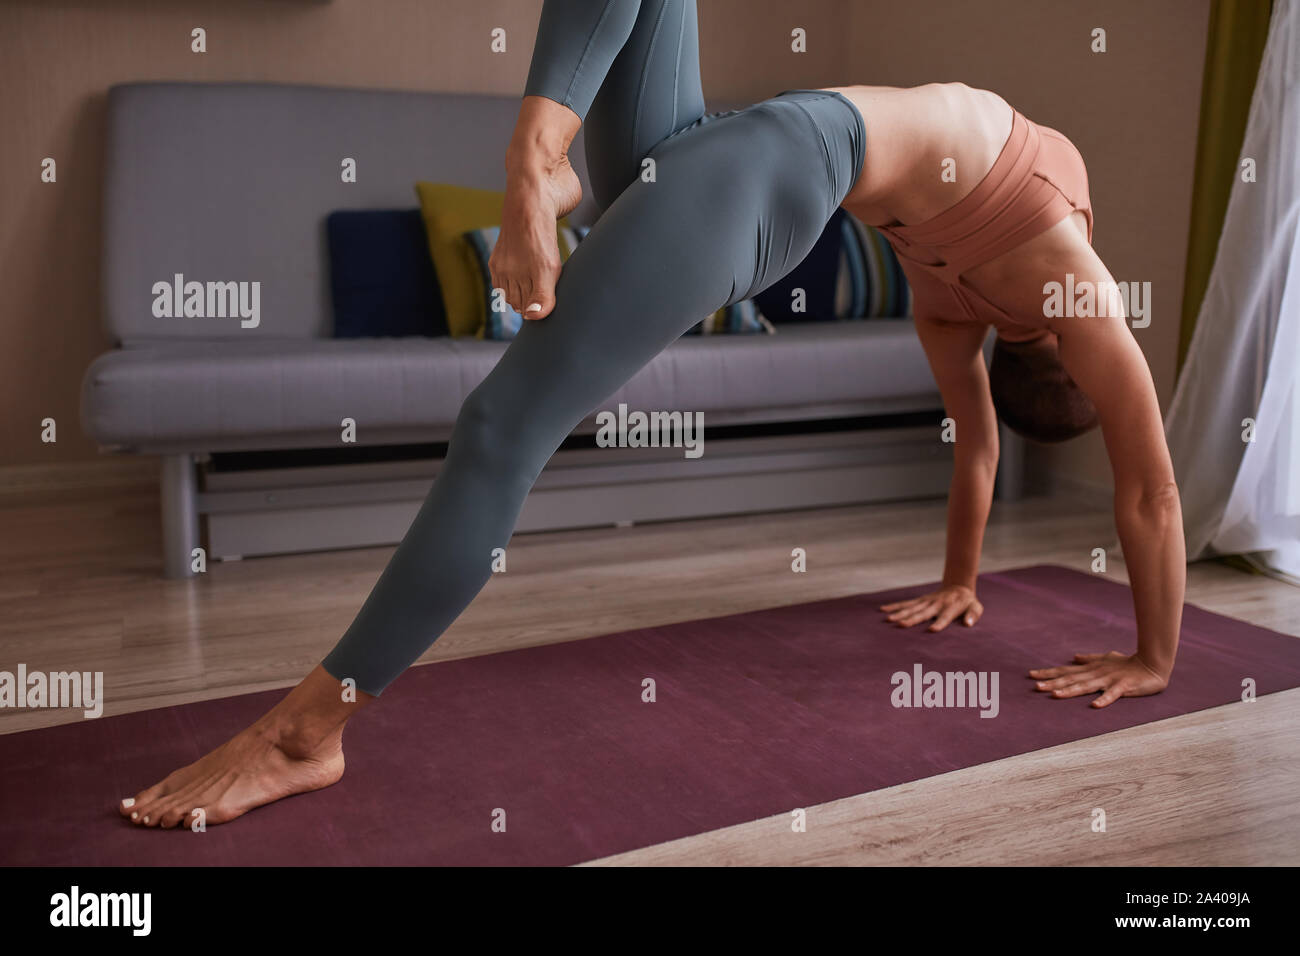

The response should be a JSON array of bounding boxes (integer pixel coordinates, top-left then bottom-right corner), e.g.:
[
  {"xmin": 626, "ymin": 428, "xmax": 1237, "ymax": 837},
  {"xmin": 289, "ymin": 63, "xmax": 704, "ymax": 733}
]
[
  {"xmin": 942, "ymin": 453, "xmax": 998, "ymax": 590},
  {"xmin": 1114, "ymin": 484, "xmax": 1185, "ymax": 679}
]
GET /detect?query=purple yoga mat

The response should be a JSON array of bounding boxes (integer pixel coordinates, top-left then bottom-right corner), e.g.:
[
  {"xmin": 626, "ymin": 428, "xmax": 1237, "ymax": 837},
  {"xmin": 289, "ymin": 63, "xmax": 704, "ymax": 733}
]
[{"xmin": 2, "ymin": 565, "xmax": 1298, "ymax": 866}]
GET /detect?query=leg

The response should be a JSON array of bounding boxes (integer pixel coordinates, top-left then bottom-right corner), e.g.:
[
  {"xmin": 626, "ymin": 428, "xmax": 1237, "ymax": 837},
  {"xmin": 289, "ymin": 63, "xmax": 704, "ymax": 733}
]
[
  {"xmin": 580, "ymin": 0, "xmax": 706, "ymax": 210},
  {"xmin": 122, "ymin": 89, "xmax": 864, "ymax": 826},
  {"xmin": 160, "ymin": 453, "xmax": 199, "ymax": 579},
  {"xmin": 497, "ymin": 0, "xmax": 705, "ymax": 314},
  {"xmin": 326, "ymin": 95, "xmax": 852, "ymax": 696},
  {"xmin": 524, "ymin": 0, "xmax": 704, "ymax": 199}
]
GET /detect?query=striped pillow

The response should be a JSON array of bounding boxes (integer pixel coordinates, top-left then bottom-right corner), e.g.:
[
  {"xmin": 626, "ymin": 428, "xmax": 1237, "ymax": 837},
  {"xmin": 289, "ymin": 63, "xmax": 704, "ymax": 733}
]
[
  {"xmin": 836, "ymin": 215, "xmax": 912, "ymax": 319},
  {"xmin": 753, "ymin": 211, "xmax": 911, "ymax": 322}
]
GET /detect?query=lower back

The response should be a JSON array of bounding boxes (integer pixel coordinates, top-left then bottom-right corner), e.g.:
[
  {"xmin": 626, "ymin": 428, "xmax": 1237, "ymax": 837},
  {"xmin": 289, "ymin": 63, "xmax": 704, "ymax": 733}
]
[{"xmin": 824, "ymin": 82, "xmax": 1014, "ymax": 226}]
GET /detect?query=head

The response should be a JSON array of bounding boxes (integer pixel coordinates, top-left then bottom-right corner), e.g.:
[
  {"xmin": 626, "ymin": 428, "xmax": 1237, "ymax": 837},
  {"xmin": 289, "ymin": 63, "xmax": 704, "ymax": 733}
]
[{"xmin": 989, "ymin": 334, "xmax": 1099, "ymax": 444}]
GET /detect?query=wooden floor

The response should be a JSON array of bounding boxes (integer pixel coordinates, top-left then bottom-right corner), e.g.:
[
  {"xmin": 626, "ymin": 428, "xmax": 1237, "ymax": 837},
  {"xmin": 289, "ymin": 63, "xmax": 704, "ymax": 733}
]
[{"xmin": 2, "ymin": 481, "xmax": 1298, "ymax": 865}]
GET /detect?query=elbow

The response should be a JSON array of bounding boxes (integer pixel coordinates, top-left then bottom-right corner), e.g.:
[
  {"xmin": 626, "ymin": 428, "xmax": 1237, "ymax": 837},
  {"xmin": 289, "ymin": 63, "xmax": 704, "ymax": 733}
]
[
  {"xmin": 1121, "ymin": 480, "xmax": 1182, "ymax": 525},
  {"xmin": 953, "ymin": 427, "xmax": 1000, "ymax": 474},
  {"xmin": 954, "ymin": 445, "xmax": 999, "ymax": 484}
]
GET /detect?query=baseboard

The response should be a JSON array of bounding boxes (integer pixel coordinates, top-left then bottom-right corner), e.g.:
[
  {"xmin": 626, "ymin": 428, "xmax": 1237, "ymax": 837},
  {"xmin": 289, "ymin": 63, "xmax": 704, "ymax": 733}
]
[{"xmin": 0, "ymin": 457, "xmax": 158, "ymax": 503}]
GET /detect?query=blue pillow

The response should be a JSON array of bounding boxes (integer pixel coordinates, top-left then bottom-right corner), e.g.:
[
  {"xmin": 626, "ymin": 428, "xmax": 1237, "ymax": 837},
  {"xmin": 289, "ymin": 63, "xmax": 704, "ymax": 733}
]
[
  {"xmin": 754, "ymin": 209, "xmax": 912, "ymax": 321},
  {"xmin": 327, "ymin": 209, "xmax": 448, "ymax": 338},
  {"xmin": 754, "ymin": 208, "xmax": 846, "ymax": 322}
]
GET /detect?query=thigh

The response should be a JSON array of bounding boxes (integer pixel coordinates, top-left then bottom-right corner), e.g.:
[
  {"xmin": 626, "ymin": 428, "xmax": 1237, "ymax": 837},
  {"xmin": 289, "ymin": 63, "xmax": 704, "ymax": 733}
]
[
  {"xmin": 480, "ymin": 104, "xmax": 834, "ymax": 442},
  {"xmin": 585, "ymin": 0, "xmax": 706, "ymax": 209}
]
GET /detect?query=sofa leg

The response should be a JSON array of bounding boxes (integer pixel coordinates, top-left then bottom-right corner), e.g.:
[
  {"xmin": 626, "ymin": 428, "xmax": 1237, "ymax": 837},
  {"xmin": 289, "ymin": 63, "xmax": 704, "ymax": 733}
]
[
  {"xmin": 160, "ymin": 453, "xmax": 199, "ymax": 579},
  {"xmin": 996, "ymin": 423, "xmax": 1027, "ymax": 502}
]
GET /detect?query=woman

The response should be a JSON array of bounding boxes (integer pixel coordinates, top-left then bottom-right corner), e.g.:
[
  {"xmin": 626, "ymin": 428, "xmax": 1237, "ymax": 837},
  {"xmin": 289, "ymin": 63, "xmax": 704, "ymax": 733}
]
[{"xmin": 118, "ymin": 0, "xmax": 1183, "ymax": 829}]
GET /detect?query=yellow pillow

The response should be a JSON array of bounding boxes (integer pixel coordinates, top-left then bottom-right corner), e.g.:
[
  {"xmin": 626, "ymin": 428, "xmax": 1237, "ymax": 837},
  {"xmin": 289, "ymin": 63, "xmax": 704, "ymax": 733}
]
[{"xmin": 415, "ymin": 181, "xmax": 572, "ymax": 338}]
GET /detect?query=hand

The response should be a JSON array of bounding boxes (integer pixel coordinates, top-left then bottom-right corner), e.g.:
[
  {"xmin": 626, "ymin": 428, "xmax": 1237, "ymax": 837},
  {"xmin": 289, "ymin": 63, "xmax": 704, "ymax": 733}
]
[
  {"xmin": 881, "ymin": 585, "xmax": 983, "ymax": 632},
  {"xmin": 1029, "ymin": 651, "xmax": 1169, "ymax": 708},
  {"xmin": 490, "ymin": 160, "xmax": 583, "ymax": 320}
]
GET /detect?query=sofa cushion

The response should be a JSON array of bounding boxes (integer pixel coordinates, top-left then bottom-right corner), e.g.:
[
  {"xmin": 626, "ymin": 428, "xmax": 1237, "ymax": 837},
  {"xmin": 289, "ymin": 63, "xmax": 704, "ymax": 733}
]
[{"xmin": 81, "ymin": 322, "xmax": 939, "ymax": 451}]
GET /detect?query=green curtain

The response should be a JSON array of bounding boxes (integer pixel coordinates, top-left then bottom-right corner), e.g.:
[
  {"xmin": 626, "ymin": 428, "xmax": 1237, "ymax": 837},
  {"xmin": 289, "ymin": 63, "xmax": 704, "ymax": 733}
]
[{"xmin": 1177, "ymin": 0, "xmax": 1274, "ymax": 375}]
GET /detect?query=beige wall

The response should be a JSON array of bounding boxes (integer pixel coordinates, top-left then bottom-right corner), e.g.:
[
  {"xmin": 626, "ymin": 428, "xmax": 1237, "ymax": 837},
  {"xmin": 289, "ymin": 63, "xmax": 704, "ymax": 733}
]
[
  {"xmin": 0, "ymin": 0, "xmax": 1207, "ymax": 479},
  {"xmin": 841, "ymin": 0, "xmax": 1210, "ymax": 488}
]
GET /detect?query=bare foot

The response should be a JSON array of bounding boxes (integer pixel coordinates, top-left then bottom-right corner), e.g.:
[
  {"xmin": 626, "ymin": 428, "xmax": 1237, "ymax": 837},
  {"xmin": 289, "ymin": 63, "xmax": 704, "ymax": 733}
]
[
  {"xmin": 117, "ymin": 664, "xmax": 367, "ymax": 829},
  {"xmin": 490, "ymin": 158, "xmax": 583, "ymax": 319},
  {"xmin": 118, "ymin": 722, "xmax": 344, "ymax": 829}
]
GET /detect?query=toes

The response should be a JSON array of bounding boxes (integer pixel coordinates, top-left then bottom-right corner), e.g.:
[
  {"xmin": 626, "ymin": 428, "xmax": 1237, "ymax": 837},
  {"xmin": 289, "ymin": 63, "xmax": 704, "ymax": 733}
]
[
  {"xmin": 200, "ymin": 796, "xmax": 246, "ymax": 828},
  {"xmin": 129, "ymin": 783, "xmax": 167, "ymax": 810},
  {"xmin": 147, "ymin": 778, "xmax": 212, "ymax": 829},
  {"xmin": 126, "ymin": 770, "xmax": 184, "ymax": 817},
  {"xmin": 132, "ymin": 792, "xmax": 177, "ymax": 827},
  {"xmin": 158, "ymin": 802, "xmax": 197, "ymax": 829}
]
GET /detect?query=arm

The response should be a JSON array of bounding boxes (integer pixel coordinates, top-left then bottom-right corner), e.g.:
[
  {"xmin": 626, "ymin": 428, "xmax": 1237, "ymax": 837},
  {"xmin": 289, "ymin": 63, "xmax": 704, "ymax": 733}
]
[
  {"xmin": 1031, "ymin": 285, "xmax": 1185, "ymax": 705},
  {"xmin": 882, "ymin": 315, "xmax": 998, "ymax": 630}
]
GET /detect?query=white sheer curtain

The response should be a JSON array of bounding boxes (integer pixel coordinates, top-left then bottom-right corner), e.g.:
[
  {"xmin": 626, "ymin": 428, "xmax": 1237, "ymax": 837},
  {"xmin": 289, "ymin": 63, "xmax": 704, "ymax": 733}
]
[{"xmin": 1165, "ymin": 0, "xmax": 1300, "ymax": 583}]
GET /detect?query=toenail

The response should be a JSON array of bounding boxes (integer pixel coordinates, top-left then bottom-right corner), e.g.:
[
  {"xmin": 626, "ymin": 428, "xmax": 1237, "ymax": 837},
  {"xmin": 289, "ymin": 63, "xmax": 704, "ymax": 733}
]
[
  {"xmin": 131, "ymin": 812, "xmax": 138, "ymax": 820},
  {"xmin": 121, "ymin": 798, "xmax": 135, "ymax": 808},
  {"xmin": 143, "ymin": 816, "xmax": 149, "ymax": 823}
]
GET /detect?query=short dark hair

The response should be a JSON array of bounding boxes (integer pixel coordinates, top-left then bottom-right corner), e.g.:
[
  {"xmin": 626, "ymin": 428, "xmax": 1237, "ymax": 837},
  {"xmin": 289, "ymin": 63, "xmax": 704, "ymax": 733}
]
[{"xmin": 989, "ymin": 336, "xmax": 1099, "ymax": 444}]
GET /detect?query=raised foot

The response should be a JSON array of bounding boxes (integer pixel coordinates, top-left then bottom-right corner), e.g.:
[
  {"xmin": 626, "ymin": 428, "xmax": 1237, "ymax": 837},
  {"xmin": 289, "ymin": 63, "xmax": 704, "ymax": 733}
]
[
  {"xmin": 118, "ymin": 723, "xmax": 345, "ymax": 829},
  {"xmin": 492, "ymin": 158, "xmax": 584, "ymax": 318}
]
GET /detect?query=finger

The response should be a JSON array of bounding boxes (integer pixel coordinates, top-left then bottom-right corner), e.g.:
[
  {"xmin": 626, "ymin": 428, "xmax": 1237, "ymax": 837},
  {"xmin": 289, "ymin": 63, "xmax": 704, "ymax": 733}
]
[
  {"xmin": 1050, "ymin": 676, "xmax": 1107, "ymax": 698},
  {"xmin": 1037, "ymin": 668, "xmax": 1097, "ymax": 691},
  {"xmin": 1028, "ymin": 665, "xmax": 1081, "ymax": 680},
  {"xmin": 884, "ymin": 599, "xmax": 927, "ymax": 621},
  {"xmin": 962, "ymin": 599, "xmax": 984, "ymax": 627},
  {"xmin": 880, "ymin": 600, "xmax": 913, "ymax": 612},
  {"xmin": 929, "ymin": 601, "xmax": 965, "ymax": 632},
  {"xmin": 1091, "ymin": 683, "xmax": 1127, "ymax": 708},
  {"xmin": 894, "ymin": 602, "xmax": 940, "ymax": 628}
]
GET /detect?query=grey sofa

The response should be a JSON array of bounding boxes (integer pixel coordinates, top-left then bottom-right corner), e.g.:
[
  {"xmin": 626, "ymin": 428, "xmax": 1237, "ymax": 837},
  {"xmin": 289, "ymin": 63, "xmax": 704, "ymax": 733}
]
[{"xmin": 82, "ymin": 82, "xmax": 962, "ymax": 578}]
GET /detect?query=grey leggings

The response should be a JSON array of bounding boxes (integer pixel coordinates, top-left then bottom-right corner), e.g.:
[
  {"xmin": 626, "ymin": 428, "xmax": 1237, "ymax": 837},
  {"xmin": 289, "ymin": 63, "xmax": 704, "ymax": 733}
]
[{"xmin": 321, "ymin": 0, "xmax": 865, "ymax": 696}]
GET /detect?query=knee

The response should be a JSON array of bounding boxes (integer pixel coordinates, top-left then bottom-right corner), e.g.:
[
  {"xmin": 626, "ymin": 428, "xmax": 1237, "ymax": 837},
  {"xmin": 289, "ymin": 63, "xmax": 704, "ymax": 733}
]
[
  {"xmin": 450, "ymin": 385, "xmax": 542, "ymax": 482},
  {"xmin": 452, "ymin": 386, "xmax": 514, "ymax": 464}
]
